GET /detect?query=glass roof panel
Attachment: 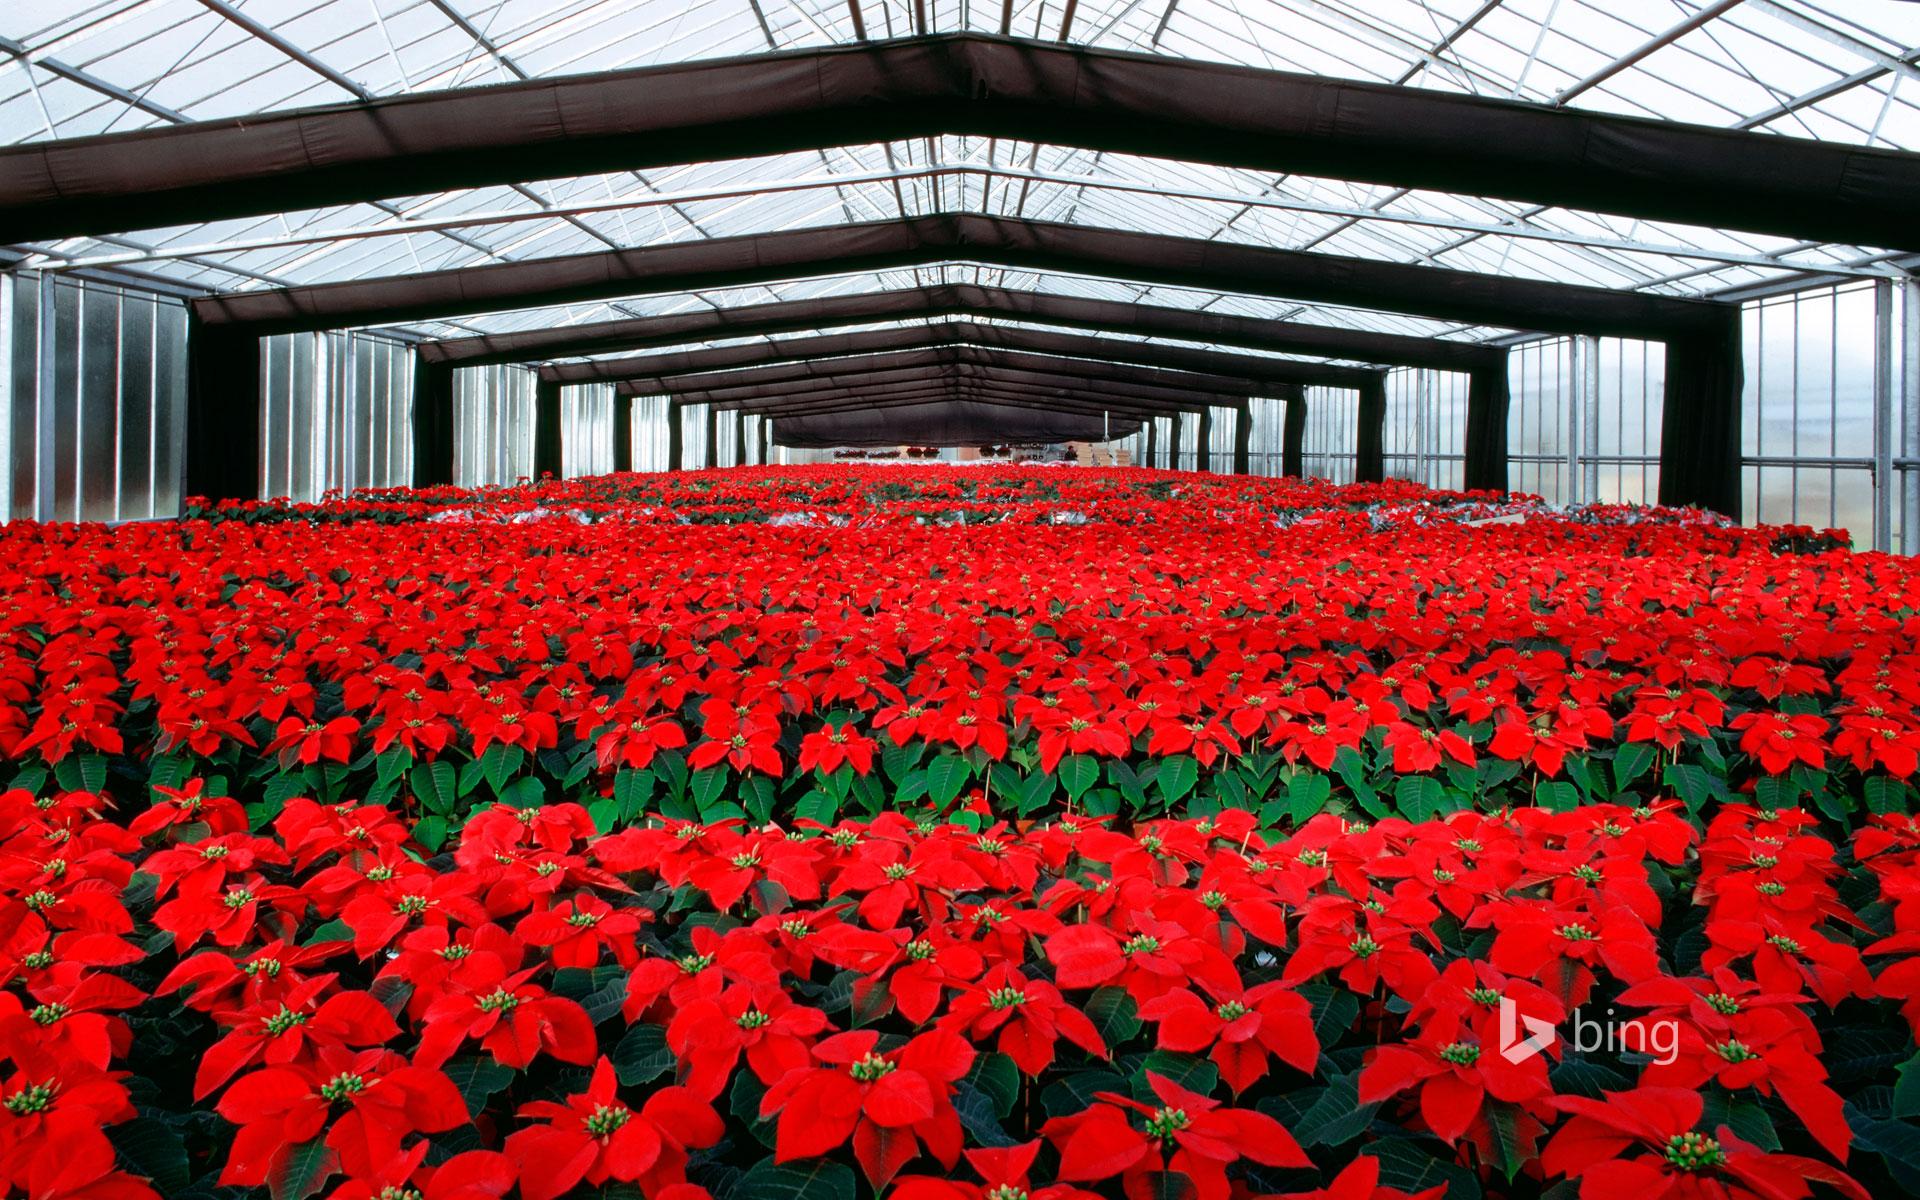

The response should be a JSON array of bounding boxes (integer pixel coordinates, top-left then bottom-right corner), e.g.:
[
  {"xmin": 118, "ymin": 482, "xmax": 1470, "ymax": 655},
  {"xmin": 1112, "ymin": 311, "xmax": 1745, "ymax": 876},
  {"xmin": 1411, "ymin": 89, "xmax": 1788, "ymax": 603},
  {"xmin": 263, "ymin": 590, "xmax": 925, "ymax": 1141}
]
[{"xmin": 3, "ymin": 0, "xmax": 1916, "ymax": 349}]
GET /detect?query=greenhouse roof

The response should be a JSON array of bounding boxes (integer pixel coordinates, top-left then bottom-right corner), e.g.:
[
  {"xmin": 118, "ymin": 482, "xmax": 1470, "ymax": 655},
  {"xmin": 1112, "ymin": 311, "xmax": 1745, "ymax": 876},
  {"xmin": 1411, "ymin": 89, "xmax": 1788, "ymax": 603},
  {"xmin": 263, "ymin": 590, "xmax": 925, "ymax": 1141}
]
[{"xmin": 3, "ymin": 0, "xmax": 1918, "ymax": 353}]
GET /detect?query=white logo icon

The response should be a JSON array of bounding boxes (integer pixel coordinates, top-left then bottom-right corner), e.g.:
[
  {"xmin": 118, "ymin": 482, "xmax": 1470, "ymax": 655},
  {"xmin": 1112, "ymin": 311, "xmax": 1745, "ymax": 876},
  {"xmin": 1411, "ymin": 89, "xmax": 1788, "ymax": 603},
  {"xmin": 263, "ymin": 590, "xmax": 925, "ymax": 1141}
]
[{"xmin": 1498, "ymin": 995, "xmax": 1556, "ymax": 1064}]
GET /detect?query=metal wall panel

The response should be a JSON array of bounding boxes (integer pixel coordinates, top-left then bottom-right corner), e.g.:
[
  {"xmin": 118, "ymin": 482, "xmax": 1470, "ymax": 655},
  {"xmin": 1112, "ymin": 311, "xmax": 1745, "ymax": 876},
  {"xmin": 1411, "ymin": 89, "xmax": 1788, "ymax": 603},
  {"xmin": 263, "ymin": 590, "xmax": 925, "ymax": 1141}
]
[
  {"xmin": 1384, "ymin": 368, "xmax": 1469, "ymax": 491},
  {"xmin": 453, "ymin": 362, "xmax": 535, "ymax": 487},
  {"xmin": 1, "ymin": 273, "xmax": 188, "ymax": 522},
  {"xmin": 560, "ymin": 383, "xmax": 614, "ymax": 478},
  {"xmin": 1508, "ymin": 336, "xmax": 1663, "ymax": 507},
  {"xmin": 1302, "ymin": 386, "xmax": 1359, "ymax": 484},
  {"xmin": 259, "ymin": 329, "xmax": 414, "ymax": 502},
  {"xmin": 630, "ymin": 395, "xmax": 672, "ymax": 472}
]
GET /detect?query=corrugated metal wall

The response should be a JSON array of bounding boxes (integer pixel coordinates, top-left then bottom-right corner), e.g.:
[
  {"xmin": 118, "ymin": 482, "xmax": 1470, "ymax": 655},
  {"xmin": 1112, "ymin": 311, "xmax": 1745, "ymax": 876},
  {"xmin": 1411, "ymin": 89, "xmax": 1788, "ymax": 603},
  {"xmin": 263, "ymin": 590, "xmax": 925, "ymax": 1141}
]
[
  {"xmin": 1, "ymin": 272, "xmax": 188, "ymax": 522},
  {"xmin": 260, "ymin": 329, "xmax": 412, "ymax": 502},
  {"xmin": 560, "ymin": 383, "xmax": 614, "ymax": 478},
  {"xmin": 453, "ymin": 363, "xmax": 536, "ymax": 487}
]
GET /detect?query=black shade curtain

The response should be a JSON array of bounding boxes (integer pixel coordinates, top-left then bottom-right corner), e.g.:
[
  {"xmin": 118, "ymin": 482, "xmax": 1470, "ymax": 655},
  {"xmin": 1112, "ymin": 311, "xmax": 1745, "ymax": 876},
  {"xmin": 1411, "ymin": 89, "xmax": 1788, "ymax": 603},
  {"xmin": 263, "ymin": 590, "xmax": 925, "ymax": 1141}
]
[
  {"xmin": 184, "ymin": 316, "xmax": 260, "ymax": 503},
  {"xmin": 190, "ymin": 215, "xmax": 1730, "ymax": 339},
  {"xmin": 1356, "ymin": 374, "xmax": 1388, "ymax": 483},
  {"xmin": 1658, "ymin": 309, "xmax": 1745, "ymax": 516},
  {"xmin": 11, "ymin": 35, "xmax": 1916, "ymax": 250},
  {"xmin": 774, "ymin": 399, "xmax": 1142, "ymax": 447},
  {"xmin": 428, "ymin": 283, "xmax": 1505, "ymax": 373},
  {"xmin": 547, "ymin": 320, "xmax": 1378, "ymax": 391},
  {"xmin": 1464, "ymin": 364, "xmax": 1511, "ymax": 493},
  {"xmin": 411, "ymin": 360, "xmax": 456, "ymax": 489},
  {"xmin": 1281, "ymin": 385, "xmax": 1306, "ymax": 478}
]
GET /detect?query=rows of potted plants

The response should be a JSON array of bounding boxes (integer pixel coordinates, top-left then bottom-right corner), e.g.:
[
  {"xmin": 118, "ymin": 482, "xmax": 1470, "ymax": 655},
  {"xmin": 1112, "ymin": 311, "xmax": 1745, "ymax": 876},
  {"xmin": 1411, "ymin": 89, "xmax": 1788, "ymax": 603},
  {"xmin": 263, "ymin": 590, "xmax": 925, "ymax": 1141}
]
[{"xmin": 0, "ymin": 465, "xmax": 1911, "ymax": 1197}]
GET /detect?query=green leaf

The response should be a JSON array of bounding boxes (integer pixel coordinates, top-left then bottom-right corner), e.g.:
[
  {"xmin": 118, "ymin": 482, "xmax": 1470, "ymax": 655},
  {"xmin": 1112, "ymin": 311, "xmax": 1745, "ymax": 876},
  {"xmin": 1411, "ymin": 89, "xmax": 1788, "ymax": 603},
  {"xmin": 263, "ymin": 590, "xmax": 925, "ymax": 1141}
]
[
  {"xmin": 1107, "ymin": 759, "xmax": 1149, "ymax": 807},
  {"xmin": 927, "ymin": 754, "xmax": 971, "ymax": 807},
  {"xmin": 1896, "ymin": 1051, "xmax": 1920, "ymax": 1119},
  {"xmin": 1041, "ymin": 1070, "xmax": 1129, "ymax": 1118},
  {"xmin": 1156, "ymin": 755, "xmax": 1200, "ymax": 804},
  {"xmin": 1085, "ymin": 986, "xmax": 1141, "ymax": 1047},
  {"xmin": 1701, "ymin": 1091, "xmax": 1780, "ymax": 1151},
  {"xmin": 412, "ymin": 815, "xmax": 450, "ymax": 854},
  {"xmin": 612, "ymin": 1021, "xmax": 675, "ymax": 1085},
  {"xmin": 882, "ymin": 741, "xmax": 925, "ymax": 784},
  {"xmin": 106, "ymin": 1118, "xmax": 191, "ymax": 1194},
  {"xmin": 477, "ymin": 744, "xmax": 525, "ymax": 795},
  {"xmin": 794, "ymin": 790, "xmax": 839, "ymax": 826},
  {"xmin": 442, "ymin": 1055, "xmax": 515, "ymax": 1117},
  {"xmin": 1868, "ymin": 777, "xmax": 1910, "ymax": 816},
  {"xmin": 269, "ymin": 1136, "xmax": 338, "ymax": 1200},
  {"xmin": 52, "ymin": 752, "xmax": 106, "ymax": 796},
  {"xmin": 1371, "ymin": 1138, "xmax": 1482, "ymax": 1200},
  {"xmin": 1059, "ymin": 754, "xmax": 1100, "ymax": 801},
  {"xmin": 1485, "ymin": 1101, "xmax": 1529, "ymax": 1181},
  {"xmin": 614, "ymin": 768, "xmax": 657, "ymax": 819},
  {"xmin": 1754, "ymin": 774, "xmax": 1798, "ymax": 811},
  {"xmin": 1276, "ymin": 1071, "xmax": 1377, "ymax": 1148},
  {"xmin": 964, "ymin": 1051, "xmax": 1021, "ymax": 1116},
  {"xmin": 1612, "ymin": 742, "xmax": 1656, "ymax": 791},
  {"xmin": 1134, "ymin": 1051, "xmax": 1217, "ymax": 1099},
  {"xmin": 1663, "ymin": 762, "xmax": 1718, "ymax": 815},
  {"xmin": 1535, "ymin": 780, "xmax": 1580, "ymax": 814},
  {"xmin": 954, "ymin": 1081, "xmax": 1020, "ymax": 1148},
  {"xmin": 1287, "ymin": 772, "xmax": 1332, "ymax": 824},
  {"xmin": 1395, "ymin": 775, "xmax": 1442, "ymax": 822},
  {"xmin": 691, "ymin": 766, "xmax": 729, "ymax": 815},
  {"xmin": 734, "ymin": 1159, "xmax": 856, "ymax": 1200},
  {"xmin": 1301, "ymin": 983, "xmax": 1359, "ymax": 1053},
  {"xmin": 741, "ymin": 774, "xmax": 778, "ymax": 824},
  {"xmin": 498, "ymin": 775, "xmax": 545, "ymax": 810},
  {"xmin": 410, "ymin": 760, "xmax": 458, "ymax": 815}
]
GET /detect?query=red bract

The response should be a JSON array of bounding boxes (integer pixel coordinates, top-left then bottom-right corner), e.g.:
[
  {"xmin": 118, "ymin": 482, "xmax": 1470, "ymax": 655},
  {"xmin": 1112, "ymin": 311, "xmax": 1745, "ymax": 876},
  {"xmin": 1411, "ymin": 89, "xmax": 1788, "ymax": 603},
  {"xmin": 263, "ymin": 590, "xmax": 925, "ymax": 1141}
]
[
  {"xmin": 761, "ymin": 1028, "xmax": 975, "ymax": 1188},
  {"xmin": 504, "ymin": 1057, "xmax": 722, "ymax": 1200},
  {"xmin": 215, "ymin": 1048, "xmax": 467, "ymax": 1185},
  {"xmin": 938, "ymin": 962, "xmax": 1108, "ymax": 1076},
  {"xmin": 1542, "ymin": 1087, "xmax": 1868, "ymax": 1200},
  {"xmin": 1137, "ymin": 979, "xmax": 1319, "ymax": 1093},
  {"xmin": 0, "ymin": 469, "xmax": 1917, "ymax": 1198},
  {"xmin": 1042, "ymin": 1071, "xmax": 1309, "ymax": 1200}
]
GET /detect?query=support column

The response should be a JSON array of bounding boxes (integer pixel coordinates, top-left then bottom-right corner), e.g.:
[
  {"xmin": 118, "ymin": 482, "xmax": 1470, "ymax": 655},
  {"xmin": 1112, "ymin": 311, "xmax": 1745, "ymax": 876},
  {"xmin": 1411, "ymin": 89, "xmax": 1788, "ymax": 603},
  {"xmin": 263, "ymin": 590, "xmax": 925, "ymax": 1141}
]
[
  {"xmin": 1355, "ymin": 373, "xmax": 1387, "ymax": 483},
  {"xmin": 533, "ymin": 379, "xmax": 562, "ymax": 479},
  {"xmin": 705, "ymin": 404, "xmax": 719, "ymax": 469},
  {"xmin": 411, "ymin": 357, "xmax": 455, "ymax": 488},
  {"xmin": 613, "ymin": 394, "xmax": 634, "ymax": 473},
  {"xmin": 1145, "ymin": 418, "xmax": 1158, "ymax": 469},
  {"xmin": 1282, "ymin": 387, "xmax": 1305, "ymax": 478},
  {"xmin": 185, "ymin": 310, "xmax": 263, "ymax": 503},
  {"xmin": 667, "ymin": 400, "xmax": 684, "ymax": 471},
  {"xmin": 734, "ymin": 409, "xmax": 747, "ymax": 468},
  {"xmin": 1196, "ymin": 408, "xmax": 1213, "ymax": 473},
  {"xmin": 1656, "ymin": 307, "xmax": 1744, "ymax": 517},
  {"xmin": 1905, "ymin": 277, "xmax": 1920, "ymax": 555},
  {"xmin": 761, "ymin": 414, "xmax": 773, "ymax": 465},
  {"xmin": 1232, "ymin": 400, "xmax": 1252, "ymax": 475},
  {"xmin": 1873, "ymin": 279, "xmax": 1895, "ymax": 552},
  {"xmin": 1463, "ymin": 356, "xmax": 1511, "ymax": 493}
]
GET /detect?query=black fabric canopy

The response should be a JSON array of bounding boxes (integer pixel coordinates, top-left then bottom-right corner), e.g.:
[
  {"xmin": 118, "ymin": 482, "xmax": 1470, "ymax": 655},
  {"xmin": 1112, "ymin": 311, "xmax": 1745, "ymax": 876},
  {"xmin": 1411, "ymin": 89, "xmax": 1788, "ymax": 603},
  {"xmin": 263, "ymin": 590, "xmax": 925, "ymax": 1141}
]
[
  {"xmin": 772, "ymin": 399, "xmax": 1142, "ymax": 449},
  {"xmin": 543, "ymin": 320, "xmax": 1378, "ymax": 390},
  {"xmin": 7, "ymin": 34, "xmax": 1915, "ymax": 250},
  {"xmin": 424, "ymin": 283, "xmax": 1504, "ymax": 373},
  {"xmin": 695, "ymin": 384, "xmax": 1195, "ymax": 420},
  {"xmin": 654, "ymin": 347, "xmax": 1273, "ymax": 403},
  {"xmin": 192, "ymin": 213, "xmax": 1727, "ymax": 338}
]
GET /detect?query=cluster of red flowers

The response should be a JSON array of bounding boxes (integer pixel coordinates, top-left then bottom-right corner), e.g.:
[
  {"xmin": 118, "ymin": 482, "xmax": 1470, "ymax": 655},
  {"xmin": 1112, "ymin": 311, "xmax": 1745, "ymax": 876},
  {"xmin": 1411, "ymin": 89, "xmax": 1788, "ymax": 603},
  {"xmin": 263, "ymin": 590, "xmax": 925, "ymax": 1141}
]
[
  {"xmin": 0, "ymin": 466, "xmax": 1912, "ymax": 1197},
  {"xmin": 0, "ymin": 469, "xmax": 1901, "ymax": 833},
  {"xmin": 2, "ymin": 781, "xmax": 1913, "ymax": 1199}
]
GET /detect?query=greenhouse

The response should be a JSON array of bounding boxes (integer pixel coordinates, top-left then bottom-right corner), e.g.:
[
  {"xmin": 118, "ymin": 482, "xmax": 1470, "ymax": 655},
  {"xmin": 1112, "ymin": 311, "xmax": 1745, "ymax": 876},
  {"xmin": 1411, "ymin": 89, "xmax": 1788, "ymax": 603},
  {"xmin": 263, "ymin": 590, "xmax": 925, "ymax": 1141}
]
[{"xmin": 3, "ymin": 3, "xmax": 1920, "ymax": 1198}]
